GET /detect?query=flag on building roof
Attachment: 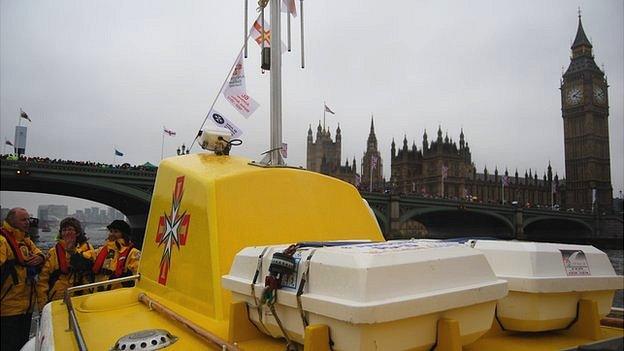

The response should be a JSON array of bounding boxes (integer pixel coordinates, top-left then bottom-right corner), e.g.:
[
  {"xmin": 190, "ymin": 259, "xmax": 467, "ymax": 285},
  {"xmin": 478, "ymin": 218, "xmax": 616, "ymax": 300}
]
[
  {"xmin": 502, "ymin": 175, "xmax": 510, "ymax": 187},
  {"xmin": 371, "ymin": 155, "xmax": 378, "ymax": 170},
  {"xmin": 324, "ymin": 104, "xmax": 335, "ymax": 115},
  {"xmin": 164, "ymin": 127, "xmax": 176, "ymax": 136},
  {"xmin": 114, "ymin": 149, "xmax": 124, "ymax": 157},
  {"xmin": 20, "ymin": 109, "xmax": 31, "ymax": 122},
  {"xmin": 5, "ymin": 139, "xmax": 13, "ymax": 146}
]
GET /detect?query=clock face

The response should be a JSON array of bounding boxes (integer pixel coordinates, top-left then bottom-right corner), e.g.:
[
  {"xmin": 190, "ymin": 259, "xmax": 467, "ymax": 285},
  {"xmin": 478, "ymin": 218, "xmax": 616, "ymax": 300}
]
[
  {"xmin": 593, "ymin": 86, "xmax": 606, "ymax": 104},
  {"xmin": 566, "ymin": 87, "xmax": 583, "ymax": 105}
]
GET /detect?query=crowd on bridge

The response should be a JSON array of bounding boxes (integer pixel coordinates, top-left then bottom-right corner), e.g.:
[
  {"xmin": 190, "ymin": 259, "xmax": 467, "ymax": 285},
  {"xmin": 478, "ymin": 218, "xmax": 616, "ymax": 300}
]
[
  {"xmin": 1, "ymin": 154, "xmax": 156, "ymax": 172},
  {"xmin": 0, "ymin": 208, "xmax": 142, "ymax": 351}
]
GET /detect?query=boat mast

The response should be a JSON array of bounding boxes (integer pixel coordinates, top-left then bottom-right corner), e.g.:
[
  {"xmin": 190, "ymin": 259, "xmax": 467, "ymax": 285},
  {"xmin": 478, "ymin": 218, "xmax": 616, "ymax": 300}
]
[{"xmin": 264, "ymin": 0, "xmax": 285, "ymax": 165}]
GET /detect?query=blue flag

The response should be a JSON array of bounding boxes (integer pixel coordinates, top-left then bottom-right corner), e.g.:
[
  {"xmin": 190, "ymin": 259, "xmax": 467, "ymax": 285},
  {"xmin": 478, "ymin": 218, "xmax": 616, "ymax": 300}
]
[{"xmin": 114, "ymin": 149, "xmax": 124, "ymax": 156}]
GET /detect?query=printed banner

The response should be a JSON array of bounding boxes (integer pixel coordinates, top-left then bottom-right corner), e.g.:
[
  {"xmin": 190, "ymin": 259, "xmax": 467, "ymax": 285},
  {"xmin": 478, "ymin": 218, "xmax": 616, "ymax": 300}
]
[
  {"xmin": 208, "ymin": 109, "xmax": 243, "ymax": 138},
  {"xmin": 223, "ymin": 54, "xmax": 260, "ymax": 118},
  {"xmin": 224, "ymin": 91, "xmax": 260, "ymax": 119}
]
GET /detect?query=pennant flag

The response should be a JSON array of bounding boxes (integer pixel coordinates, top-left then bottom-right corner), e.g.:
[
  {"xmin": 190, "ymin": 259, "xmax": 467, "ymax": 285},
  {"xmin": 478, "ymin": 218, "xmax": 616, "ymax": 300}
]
[
  {"xmin": 20, "ymin": 109, "xmax": 31, "ymax": 122},
  {"xmin": 441, "ymin": 165, "xmax": 449, "ymax": 180},
  {"xmin": 164, "ymin": 127, "xmax": 176, "ymax": 136},
  {"xmin": 208, "ymin": 109, "xmax": 243, "ymax": 138},
  {"xmin": 282, "ymin": 0, "xmax": 297, "ymax": 17},
  {"xmin": 114, "ymin": 149, "xmax": 124, "ymax": 156},
  {"xmin": 502, "ymin": 175, "xmax": 510, "ymax": 187},
  {"xmin": 223, "ymin": 54, "xmax": 260, "ymax": 118},
  {"xmin": 324, "ymin": 104, "xmax": 336, "ymax": 115},
  {"xmin": 5, "ymin": 139, "xmax": 13, "ymax": 146}
]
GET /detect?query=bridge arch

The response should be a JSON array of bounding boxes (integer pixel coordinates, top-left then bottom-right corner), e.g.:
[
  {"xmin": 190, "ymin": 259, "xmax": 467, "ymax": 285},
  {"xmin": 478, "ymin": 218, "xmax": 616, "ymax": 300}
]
[
  {"xmin": 1, "ymin": 160, "xmax": 154, "ymax": 246},
  {"xmin": 523, "ymin": 216, "xmax": 593, "ymax": 233},
  {"xmin": 523, "ymin": 216, "xmax": 594, "ymax": 241},
  {"xmin": 399, "ymin": 207, "xmax": 515, "ymax": 238}
]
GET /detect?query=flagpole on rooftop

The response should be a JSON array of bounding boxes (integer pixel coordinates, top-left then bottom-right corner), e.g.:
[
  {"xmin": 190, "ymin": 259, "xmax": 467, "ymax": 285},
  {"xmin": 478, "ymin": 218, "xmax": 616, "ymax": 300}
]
[{"xmin": 323, "ymin": 101, "xmax": 326, "ymax": 132}]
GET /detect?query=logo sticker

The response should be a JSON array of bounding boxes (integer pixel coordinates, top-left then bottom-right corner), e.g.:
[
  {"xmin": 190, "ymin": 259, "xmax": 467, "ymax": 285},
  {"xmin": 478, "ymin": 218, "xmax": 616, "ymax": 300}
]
[
  {"xmin": 560, "ymin": 249, "xmax": 591, "ymax": 276},
  {"xmin": 155, "ymin": 176, "xmax": 191, "ymax": 285}
]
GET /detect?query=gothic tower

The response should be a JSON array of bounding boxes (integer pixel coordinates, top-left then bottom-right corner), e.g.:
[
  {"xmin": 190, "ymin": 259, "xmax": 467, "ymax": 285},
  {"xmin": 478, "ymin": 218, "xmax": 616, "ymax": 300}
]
[
  {"xmin": 561, "ymin": 14, "xmax": 612, "ymax": 211},
  {"xmin": 361, "ymin": 116, "xmax": 384, "ymax": 191}
]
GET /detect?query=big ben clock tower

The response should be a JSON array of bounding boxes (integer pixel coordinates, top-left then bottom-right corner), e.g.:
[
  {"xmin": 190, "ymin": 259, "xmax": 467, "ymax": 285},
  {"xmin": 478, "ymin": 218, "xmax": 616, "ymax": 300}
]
[{"xmin": 561, "ymin": 13, "xmax": 613, "ymax": 212}]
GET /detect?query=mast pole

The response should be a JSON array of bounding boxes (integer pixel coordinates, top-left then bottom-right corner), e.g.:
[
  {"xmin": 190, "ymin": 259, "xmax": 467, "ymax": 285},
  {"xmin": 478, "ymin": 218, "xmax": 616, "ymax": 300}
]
[{"xmin": 269, "ymin": 0, "xmax": 284, "ymax": 165}]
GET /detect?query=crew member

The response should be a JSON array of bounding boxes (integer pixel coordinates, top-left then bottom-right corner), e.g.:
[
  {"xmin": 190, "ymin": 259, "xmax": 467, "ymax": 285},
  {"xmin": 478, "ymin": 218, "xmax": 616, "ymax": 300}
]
[
  {"xmin": 93, "ymin": 220, "xmax": 140, "ymax": 290},
  {"xmin": 37, "ymin": 217, "xmax": 95, "ymax": 310},
  {"xmin": 0, "ymin": 208, "xmax": 44, "ymax": 351}
]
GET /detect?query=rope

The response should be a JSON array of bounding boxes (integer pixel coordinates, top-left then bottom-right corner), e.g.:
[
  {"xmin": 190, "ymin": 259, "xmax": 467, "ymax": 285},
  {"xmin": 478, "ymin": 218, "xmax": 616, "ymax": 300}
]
[{"xmin": 296, "ymin": 249, "xmax": 316, "ymax": 329}]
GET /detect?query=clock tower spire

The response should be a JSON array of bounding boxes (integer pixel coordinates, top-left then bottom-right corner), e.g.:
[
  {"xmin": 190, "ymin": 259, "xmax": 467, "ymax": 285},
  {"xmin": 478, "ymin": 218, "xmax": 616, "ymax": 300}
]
[{"xmin": 561, "ymin": 13, "xmax": 612, "ymax": 212}]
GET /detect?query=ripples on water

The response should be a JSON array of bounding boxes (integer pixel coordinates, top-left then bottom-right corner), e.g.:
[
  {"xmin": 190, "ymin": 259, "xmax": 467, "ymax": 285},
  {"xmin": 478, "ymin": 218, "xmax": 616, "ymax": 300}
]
[{"xmin": 37, "ymin": 229, "xmax": 624, "ymax": 308}]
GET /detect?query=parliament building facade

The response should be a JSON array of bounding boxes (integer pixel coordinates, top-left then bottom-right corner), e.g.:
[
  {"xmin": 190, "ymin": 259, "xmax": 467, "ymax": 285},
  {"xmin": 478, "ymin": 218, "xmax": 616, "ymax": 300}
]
[{"xmin": 306, "ymin": 15, "xmax": 613, "ymax": 212}]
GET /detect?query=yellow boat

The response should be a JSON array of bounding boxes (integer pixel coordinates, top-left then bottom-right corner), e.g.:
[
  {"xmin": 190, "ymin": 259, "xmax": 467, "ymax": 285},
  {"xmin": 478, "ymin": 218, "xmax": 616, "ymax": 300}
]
[
  {"xmin": 24, "ymin": 1, "xmax": 623, "ymax": 349},
  {"xmin": 25, "ymin": 154, "xmax": 622, "ymax": 351}
]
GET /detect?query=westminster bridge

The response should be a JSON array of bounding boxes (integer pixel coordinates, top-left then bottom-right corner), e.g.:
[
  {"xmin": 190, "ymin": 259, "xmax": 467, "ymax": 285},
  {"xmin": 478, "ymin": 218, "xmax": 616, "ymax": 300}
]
[{"xmin": 1, "ymin": 157, "xmax": 622, "ymax": 249}]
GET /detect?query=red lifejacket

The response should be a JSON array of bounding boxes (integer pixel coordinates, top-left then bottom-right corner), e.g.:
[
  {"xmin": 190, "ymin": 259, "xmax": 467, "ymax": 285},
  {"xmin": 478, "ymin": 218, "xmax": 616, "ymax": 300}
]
[
  {"xmin": 55, "ymin": 243, "xmax": 70, "ymax": 274},
  {"xmin": 92, "ymin": 243, "xmax": 134, "ymax": 277},
  {"xmin": 1, "ymin": 228, "xmax": 26, "ymax": 265}
]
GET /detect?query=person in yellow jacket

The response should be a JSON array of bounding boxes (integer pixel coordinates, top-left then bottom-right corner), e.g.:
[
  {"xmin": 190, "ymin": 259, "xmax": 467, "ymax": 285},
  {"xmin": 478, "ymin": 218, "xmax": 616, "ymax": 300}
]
[
  {"xmin": 1, "ymin": 208, "xmax": 44, "ymax": 351},
  {"xmin": 92, "ymin": 220, "xmax": 141, "ymax": 291},
  {"xmin": 36, "ymin": 217, "xmax": 95, "ymax": 311}
]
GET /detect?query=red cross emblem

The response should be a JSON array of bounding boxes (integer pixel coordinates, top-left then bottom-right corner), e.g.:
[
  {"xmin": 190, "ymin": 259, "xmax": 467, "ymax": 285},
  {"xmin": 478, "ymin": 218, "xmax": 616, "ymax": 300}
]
[{"xmin": 155, "ymin": 176, "xmax": 190, "ymax": 285}]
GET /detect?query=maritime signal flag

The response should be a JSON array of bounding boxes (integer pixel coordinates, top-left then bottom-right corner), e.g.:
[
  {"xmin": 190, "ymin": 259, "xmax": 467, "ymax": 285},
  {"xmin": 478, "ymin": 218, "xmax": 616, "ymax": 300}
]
[
  {"xmin": 250, "ymin": 18, "xmax": 287, "ymax": 52},
  {"xmin": 252, "ymin": 19, "xmax": 271, "ymax": 47}
]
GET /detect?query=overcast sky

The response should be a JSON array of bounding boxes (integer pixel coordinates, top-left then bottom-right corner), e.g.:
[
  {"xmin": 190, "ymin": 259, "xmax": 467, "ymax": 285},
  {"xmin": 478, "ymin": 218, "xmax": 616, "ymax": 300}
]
[{"xmin": 1, "ymin": 0, "xmax": 623, "ymax": 214}]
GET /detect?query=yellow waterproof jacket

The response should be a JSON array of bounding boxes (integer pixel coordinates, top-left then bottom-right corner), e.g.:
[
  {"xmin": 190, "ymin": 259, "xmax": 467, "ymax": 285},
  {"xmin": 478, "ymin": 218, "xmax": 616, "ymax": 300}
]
[
  {"xmin": 36, "ymin": 241, "xmax": 95, "ymax": 310},
  {"xmin": 0, "ymin": 221, "xmax": 44, "ymax": 316},
  {"xmin": 93, "ymin": 240, "xmax": 141, "ymax": 290}
]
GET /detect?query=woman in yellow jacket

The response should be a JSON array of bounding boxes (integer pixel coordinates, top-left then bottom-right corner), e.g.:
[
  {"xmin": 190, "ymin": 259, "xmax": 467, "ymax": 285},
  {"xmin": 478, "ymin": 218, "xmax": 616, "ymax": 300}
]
[
  {"xmin": 36, "ymin": 217, "xmax": 95, "ymax": 310},
  {"xmin": 92, "ymin": 220, "xmax": 141, "ymax": 291}
]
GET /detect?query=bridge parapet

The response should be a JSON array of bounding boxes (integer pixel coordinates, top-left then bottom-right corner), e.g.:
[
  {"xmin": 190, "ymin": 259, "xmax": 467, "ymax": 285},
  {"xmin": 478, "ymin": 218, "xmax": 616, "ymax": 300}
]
[{"xmin": 1, "ymin": 158, "xmax": 157, "ymax": 178}]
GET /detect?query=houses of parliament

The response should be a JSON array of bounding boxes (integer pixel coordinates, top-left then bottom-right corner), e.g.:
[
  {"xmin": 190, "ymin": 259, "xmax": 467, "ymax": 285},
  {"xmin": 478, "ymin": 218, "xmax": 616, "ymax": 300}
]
[{"xmin": 306, "ymin": 15, "xmax": 613, "ymax": 212}]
